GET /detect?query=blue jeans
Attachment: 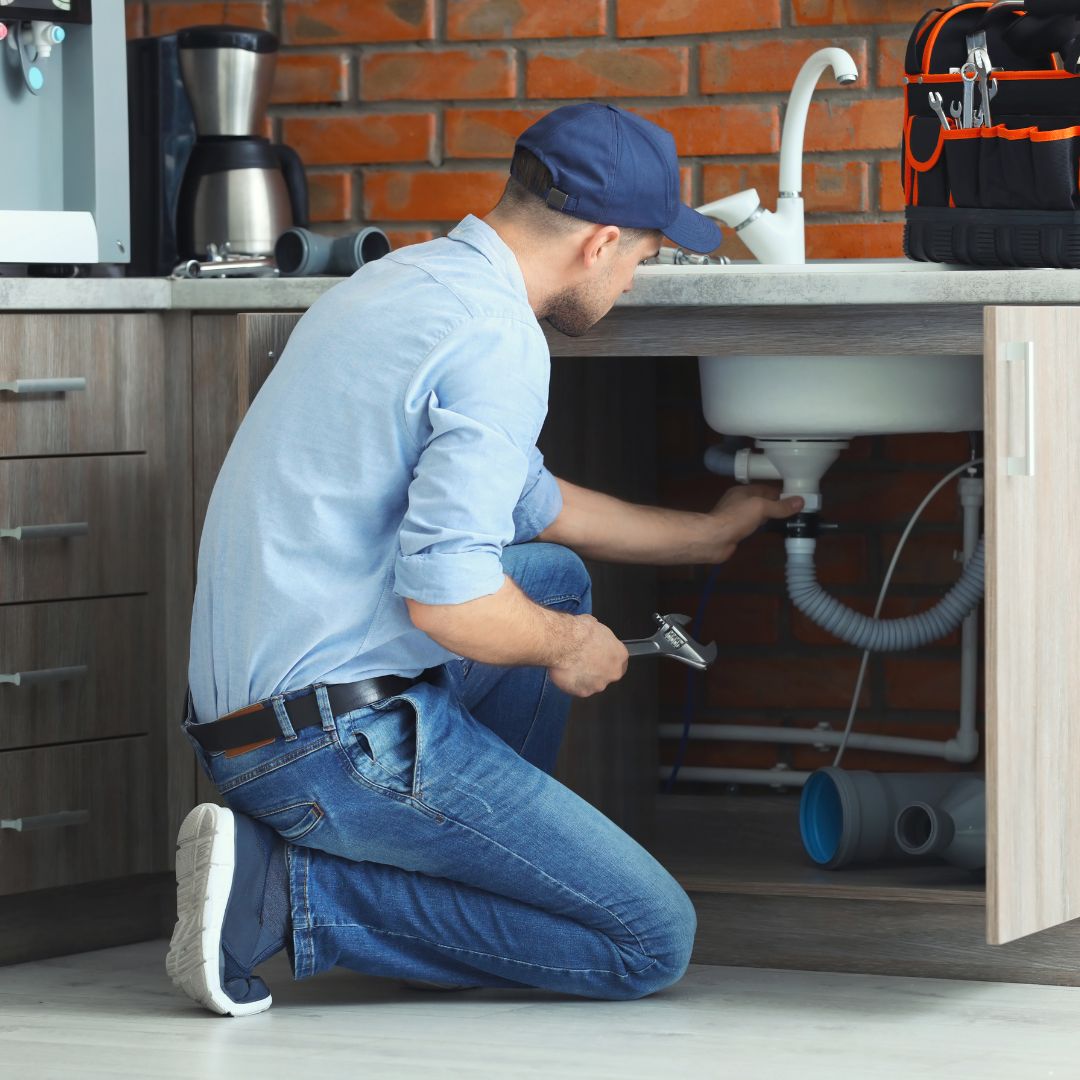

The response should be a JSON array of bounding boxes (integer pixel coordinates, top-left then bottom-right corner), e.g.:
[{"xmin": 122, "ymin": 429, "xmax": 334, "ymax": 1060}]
[{"xmin": 184, "ymin": 542, "xmax": 696, "ymax": 1000}]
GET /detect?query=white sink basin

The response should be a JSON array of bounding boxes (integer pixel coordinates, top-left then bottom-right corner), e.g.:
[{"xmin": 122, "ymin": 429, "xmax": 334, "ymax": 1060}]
[{"xmin": 698, "ymin": 353, "xmax": 984, "ymax": 439}]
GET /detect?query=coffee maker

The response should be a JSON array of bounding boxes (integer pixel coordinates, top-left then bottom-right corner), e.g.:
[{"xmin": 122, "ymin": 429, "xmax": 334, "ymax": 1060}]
[
  {"xmin": 126, "ymin": 24, "xmax": 307, "ymax": 273},
  {"xmin": 176, "ymin": 25, "xmax": 307, "ymax": 261}
]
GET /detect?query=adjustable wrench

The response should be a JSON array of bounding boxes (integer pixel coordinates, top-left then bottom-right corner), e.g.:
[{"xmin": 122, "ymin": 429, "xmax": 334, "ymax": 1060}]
[{"xmin": 622, "ymin": 613, "xmax": 717, "ymax": 671}]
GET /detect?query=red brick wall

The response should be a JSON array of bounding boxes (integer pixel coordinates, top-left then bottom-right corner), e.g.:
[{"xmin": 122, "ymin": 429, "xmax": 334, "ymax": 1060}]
[
  {"xmin": 126, "ymin": 0, "xmax": 983, "ymax": 787},
  {"xmin": 124, "ymin": 0, "xmax": 927, "ymax": 255}
]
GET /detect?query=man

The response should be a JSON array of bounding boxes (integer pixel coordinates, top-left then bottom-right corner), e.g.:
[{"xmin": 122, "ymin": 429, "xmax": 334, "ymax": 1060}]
[{"xmin": 168, "ymin": 103, "xmax": 804, "ymax": 1017}]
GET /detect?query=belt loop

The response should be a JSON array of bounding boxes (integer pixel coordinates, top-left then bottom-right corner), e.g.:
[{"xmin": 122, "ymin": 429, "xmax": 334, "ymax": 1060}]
[
  {"xmin": 271, "ymin": 695, "xmax": 298, "ymax": 741},
  {"xmin": 314, "ymin": 685, "xmax": 336, "ymax": 731}
]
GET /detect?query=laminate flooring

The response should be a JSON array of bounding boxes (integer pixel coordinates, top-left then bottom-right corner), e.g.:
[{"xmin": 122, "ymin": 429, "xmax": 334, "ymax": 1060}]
[{"xmin": 1, "ymin": 941, "xmax": 1078, "ymax": 1079}]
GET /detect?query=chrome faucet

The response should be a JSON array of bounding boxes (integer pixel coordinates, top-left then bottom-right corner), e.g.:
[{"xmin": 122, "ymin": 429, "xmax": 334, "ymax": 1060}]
[{"xmin": 696, "ymin": 48, "xmax": 859, "ymax": 264}]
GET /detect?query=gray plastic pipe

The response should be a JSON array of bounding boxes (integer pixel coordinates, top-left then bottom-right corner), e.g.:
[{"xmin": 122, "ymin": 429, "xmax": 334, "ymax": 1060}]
[
  {"xmin": 785, "ymin": 535, "xmax": 985, "ymax": 651},
  {"xmin": 800, "ymin": 766, "xmax": 985, "ymax": 871}
]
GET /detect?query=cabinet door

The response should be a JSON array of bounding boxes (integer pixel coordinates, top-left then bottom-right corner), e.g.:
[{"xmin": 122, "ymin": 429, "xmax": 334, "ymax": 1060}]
[{"xmin": 985, "ymin": 306, "xmax": 1080, "ymax": 944}]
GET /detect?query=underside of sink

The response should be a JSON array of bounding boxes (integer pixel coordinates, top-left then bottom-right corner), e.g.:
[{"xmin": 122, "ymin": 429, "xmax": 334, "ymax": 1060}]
[{"xmin": 698, "ymin": 354, "xmax": 984, "ymax": 439}]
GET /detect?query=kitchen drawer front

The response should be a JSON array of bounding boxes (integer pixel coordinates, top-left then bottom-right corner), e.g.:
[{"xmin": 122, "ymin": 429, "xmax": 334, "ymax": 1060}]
[
  {"xmin": 1, "ymin": 454, "xmax": 150, "ymax": 603},
  {"xmin": 0, "ymin": 596, "xmax": 156, "ymax": 750},
  {"xmin": 0, "ymin": 736, "xmax": 158, "ymax": 895},
  {"xmin": 0, "ymin": 315, "xmax": 156, "ymax": 457}
]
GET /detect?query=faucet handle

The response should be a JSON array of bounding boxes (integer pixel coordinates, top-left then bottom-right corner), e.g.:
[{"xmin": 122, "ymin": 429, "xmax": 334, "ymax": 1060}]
[{"xmin": 696, "ymin": 188, "xmax": 761, "ymax": 230}]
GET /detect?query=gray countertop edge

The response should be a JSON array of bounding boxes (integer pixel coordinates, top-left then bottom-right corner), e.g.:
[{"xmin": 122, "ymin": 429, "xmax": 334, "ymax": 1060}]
[{"xmin": 4, "ymin": 262, "xmax": 1080, "ymax": 310}]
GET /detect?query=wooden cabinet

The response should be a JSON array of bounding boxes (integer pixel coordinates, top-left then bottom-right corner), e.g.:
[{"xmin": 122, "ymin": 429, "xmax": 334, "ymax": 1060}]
[
  {"xmin": 3, "ymin": 298, "xmax": 1078, "ymax": 984},
  {"xmin": 0, "ymin": 314, "xmax": 191, "ymax": 923}
]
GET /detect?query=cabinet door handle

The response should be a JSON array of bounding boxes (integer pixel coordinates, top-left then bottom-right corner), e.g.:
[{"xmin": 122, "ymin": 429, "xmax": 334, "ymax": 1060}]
[
  {"xmin": 0, "ymin": 665, "xmax": 88, "ymax": 687},
  {"xmin": 0, "ymin": 810, "xmax": 90, "ymax": 832},
  {"xmin": 1005, "ymin": 341, "xmax": 1035, "ymax": 478},
  {"xmin": 0, "ymin": 522, "xmax": 89, "ymax": 541},
  {"xmin": 0, "ymin": 377, "xmax": 87, "ymax": 394}
]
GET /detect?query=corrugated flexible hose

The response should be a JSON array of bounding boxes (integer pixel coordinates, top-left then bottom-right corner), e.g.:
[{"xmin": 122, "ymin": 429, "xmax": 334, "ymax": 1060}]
[{"xmin": 786, "ymin": 536, "xmax": 985, "ymax": 652}]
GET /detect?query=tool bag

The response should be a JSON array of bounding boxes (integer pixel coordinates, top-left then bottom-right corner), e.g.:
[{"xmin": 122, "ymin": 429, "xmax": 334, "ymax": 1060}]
[{"xmin": 902, "ymin": 0, "xmax": 1080, "ymax": 267}]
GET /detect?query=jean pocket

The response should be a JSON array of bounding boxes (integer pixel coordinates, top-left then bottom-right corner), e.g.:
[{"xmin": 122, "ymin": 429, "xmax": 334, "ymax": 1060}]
[
  {"xmin": 211, "ymin": 725, "xmax": 333, "ymax": 796},
  {"xmin": 336, "ymin": 697, "xmax": 419, "ymax": 798},
  {"xmin": 249, "ymin": 800, "xmax": 325, "ymax": 842}
]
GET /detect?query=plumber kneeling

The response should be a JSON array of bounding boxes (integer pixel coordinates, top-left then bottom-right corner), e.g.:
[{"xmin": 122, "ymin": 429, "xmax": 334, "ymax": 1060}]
[{"xmin": 167, "ymin": 103, "xmax": 805, "ymax": 1017}]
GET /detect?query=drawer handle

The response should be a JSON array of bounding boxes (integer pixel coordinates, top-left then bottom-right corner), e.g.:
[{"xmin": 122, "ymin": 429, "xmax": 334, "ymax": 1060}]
[
  {"xmin": 0, "ymin": 665, "xmax": 88, "ymax": 687},
  {"xmin": 0, "ymin": 522, "xmax": 89, "ymax": 541},
  {"xmin": 1, "ymin": 810, "xmax": 90, "ymax": 832},
  {"xmin": 0, "ymin": 377, "xmax": 87, "ymax": 394}
]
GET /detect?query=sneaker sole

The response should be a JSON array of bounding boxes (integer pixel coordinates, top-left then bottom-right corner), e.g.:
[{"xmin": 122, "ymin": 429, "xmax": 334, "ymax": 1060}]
[{"xmin": 165, "ymin": 803, "xmax": 272, "ymax": 1017}]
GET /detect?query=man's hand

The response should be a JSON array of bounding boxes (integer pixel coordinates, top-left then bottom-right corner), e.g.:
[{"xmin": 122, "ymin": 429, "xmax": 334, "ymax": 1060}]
[
  {"xmin": 549, "ymin": 614, "xmax": 628, "ymax": 698},
  {"xmin": 702, "ymin": 483, "xmax": 804, "ymax": 563}
]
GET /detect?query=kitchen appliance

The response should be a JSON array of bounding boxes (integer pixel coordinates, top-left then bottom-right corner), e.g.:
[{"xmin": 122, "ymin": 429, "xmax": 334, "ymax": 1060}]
[
  {"xmin": 125, "ymin": 32, "xmax": 197, "ymax": 276},
  {"xmin": 175, "ymin": 25, "xmax": 307, "ymax": 261},
  {"xmin": 0, "ymin": 0, "xmax": 130, "ymax": 266}
]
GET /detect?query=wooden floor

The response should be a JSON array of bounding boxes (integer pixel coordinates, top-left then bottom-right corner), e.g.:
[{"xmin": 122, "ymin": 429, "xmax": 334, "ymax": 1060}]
[
  {"xmin": 2, "ymin": 940, "xmax": 1079, "ymax": 1079},
  {"xmin": 651, "ymin": 794, "xmax": 1080, "ymax": 986}
]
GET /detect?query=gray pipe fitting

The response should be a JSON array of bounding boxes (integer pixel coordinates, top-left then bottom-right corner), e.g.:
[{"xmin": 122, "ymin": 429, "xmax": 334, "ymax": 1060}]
[
  {"xmin": 894, "ymin": 776, "xmax": 985, "ymax": 870},
  {"xmin": 800, "ymin": 766, "xmax": 985, "ymax": 871},
  {"xmin": 275, "ymin": 226, "xmax": 391, "ymax": 277}
]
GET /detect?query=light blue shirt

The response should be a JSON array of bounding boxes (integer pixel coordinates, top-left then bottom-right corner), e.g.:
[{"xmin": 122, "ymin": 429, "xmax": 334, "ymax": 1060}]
[{"xmin": 189, "ymin": 215, "xmax": 563, "ymax": 723}]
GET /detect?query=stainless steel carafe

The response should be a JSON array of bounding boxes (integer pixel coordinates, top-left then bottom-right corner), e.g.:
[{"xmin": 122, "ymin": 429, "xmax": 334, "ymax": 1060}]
[{"xmin": 175, "ymin": 25, "xmax": 307, "ymax": 259}]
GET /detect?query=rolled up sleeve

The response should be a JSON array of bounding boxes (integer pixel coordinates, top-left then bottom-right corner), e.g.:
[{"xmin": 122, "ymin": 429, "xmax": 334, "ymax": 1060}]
[
  {"xmin": 394, "ymin": 317, "xmax": 551, "ymax": 605},
  {"xmin": 512, "ymin": 444, "xmax": 562, "ymax": 544}
]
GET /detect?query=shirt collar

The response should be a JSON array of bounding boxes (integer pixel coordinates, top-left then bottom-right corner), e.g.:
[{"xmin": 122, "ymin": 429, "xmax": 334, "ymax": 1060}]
[{"xmin": 447, "ymin": 215, "xmax": 530, "ymax": 303}]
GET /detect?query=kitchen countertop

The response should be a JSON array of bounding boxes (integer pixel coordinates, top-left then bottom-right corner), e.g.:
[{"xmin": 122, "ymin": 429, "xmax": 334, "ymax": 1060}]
[{"xmin": 5, "ymin": 260, "xmax": 1080, "ymax": 311}]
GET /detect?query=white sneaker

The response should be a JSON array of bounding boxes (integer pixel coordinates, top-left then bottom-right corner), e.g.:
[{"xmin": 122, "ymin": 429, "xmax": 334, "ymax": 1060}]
[{"xmin": 165, "ymin": 803, "xmax": 273, "ymax": 1017}]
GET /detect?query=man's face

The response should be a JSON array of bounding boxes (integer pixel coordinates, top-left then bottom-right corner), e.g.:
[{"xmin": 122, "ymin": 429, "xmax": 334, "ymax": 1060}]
[{"xmin": 544, "ymin": 232, "xmax": 661, "ymax": 338}]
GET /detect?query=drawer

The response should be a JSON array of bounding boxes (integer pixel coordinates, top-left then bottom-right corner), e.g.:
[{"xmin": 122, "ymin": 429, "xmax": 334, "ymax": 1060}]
[
  {"xmin": 0, "ymin": 454, "xmax": 150, "ymax": 603},
  {"xmin": 0, "ymin": 736, "xmax": 159, "ymax": 895},
  {"xmin": 0, "ymin": 315, "xmax": 156, "ymax": 457},
  {"xmin": 0, "ymin": 596, "xmax": 156, "ymax": 750}
]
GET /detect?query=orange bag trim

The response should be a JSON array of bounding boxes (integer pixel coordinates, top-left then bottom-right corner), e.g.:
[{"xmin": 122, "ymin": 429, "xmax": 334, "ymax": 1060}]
[
  {"xmin": 1029, "ymin": 125, "xmax": 1080, "ymax": 141},
  {"xmin": 915, "ymin": 70, "xmax": 1080, "ymax": 83},
  {"xmin": 905, "ymin": 116, "xmax": 948, "ymax": 172}
]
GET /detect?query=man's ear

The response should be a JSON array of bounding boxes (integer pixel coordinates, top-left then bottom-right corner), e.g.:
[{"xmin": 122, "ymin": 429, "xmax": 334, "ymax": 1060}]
[{"xmin": 581, "ymin": 225, "xmax": 621, "ymax": 269}]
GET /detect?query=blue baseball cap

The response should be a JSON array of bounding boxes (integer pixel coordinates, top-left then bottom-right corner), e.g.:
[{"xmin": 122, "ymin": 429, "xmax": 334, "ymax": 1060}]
[{"xmin": 513, "ymin": 103, "xmax": 722, "ymax": 254}]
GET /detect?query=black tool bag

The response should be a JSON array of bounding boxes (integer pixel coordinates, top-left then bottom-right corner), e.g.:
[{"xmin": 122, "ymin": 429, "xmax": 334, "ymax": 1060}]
[{"xmin": 903, "ymin": 0, "xmax": 1080, "ymax": 267}]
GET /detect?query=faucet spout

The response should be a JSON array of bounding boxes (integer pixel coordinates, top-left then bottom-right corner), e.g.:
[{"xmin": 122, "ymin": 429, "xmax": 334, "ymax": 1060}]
[
  {"xmin": 695, "ymin": 46, "xmax": 858, "ymax": 265},
  {"xmin": 779, "ymin": 47, "xmax": 859, "ymax": 197}
]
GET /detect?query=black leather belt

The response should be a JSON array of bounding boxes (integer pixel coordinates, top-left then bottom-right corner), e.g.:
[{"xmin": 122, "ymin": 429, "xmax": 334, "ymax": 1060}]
[{"xmin": 188, "ymin": 674, "xmax": 424, "ymax": 753}]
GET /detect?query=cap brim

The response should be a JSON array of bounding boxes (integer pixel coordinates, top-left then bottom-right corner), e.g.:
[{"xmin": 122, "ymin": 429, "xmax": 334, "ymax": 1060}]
[{"xmin": 662, "ymin": 202, "xmax": 723, "ymax": 254}]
